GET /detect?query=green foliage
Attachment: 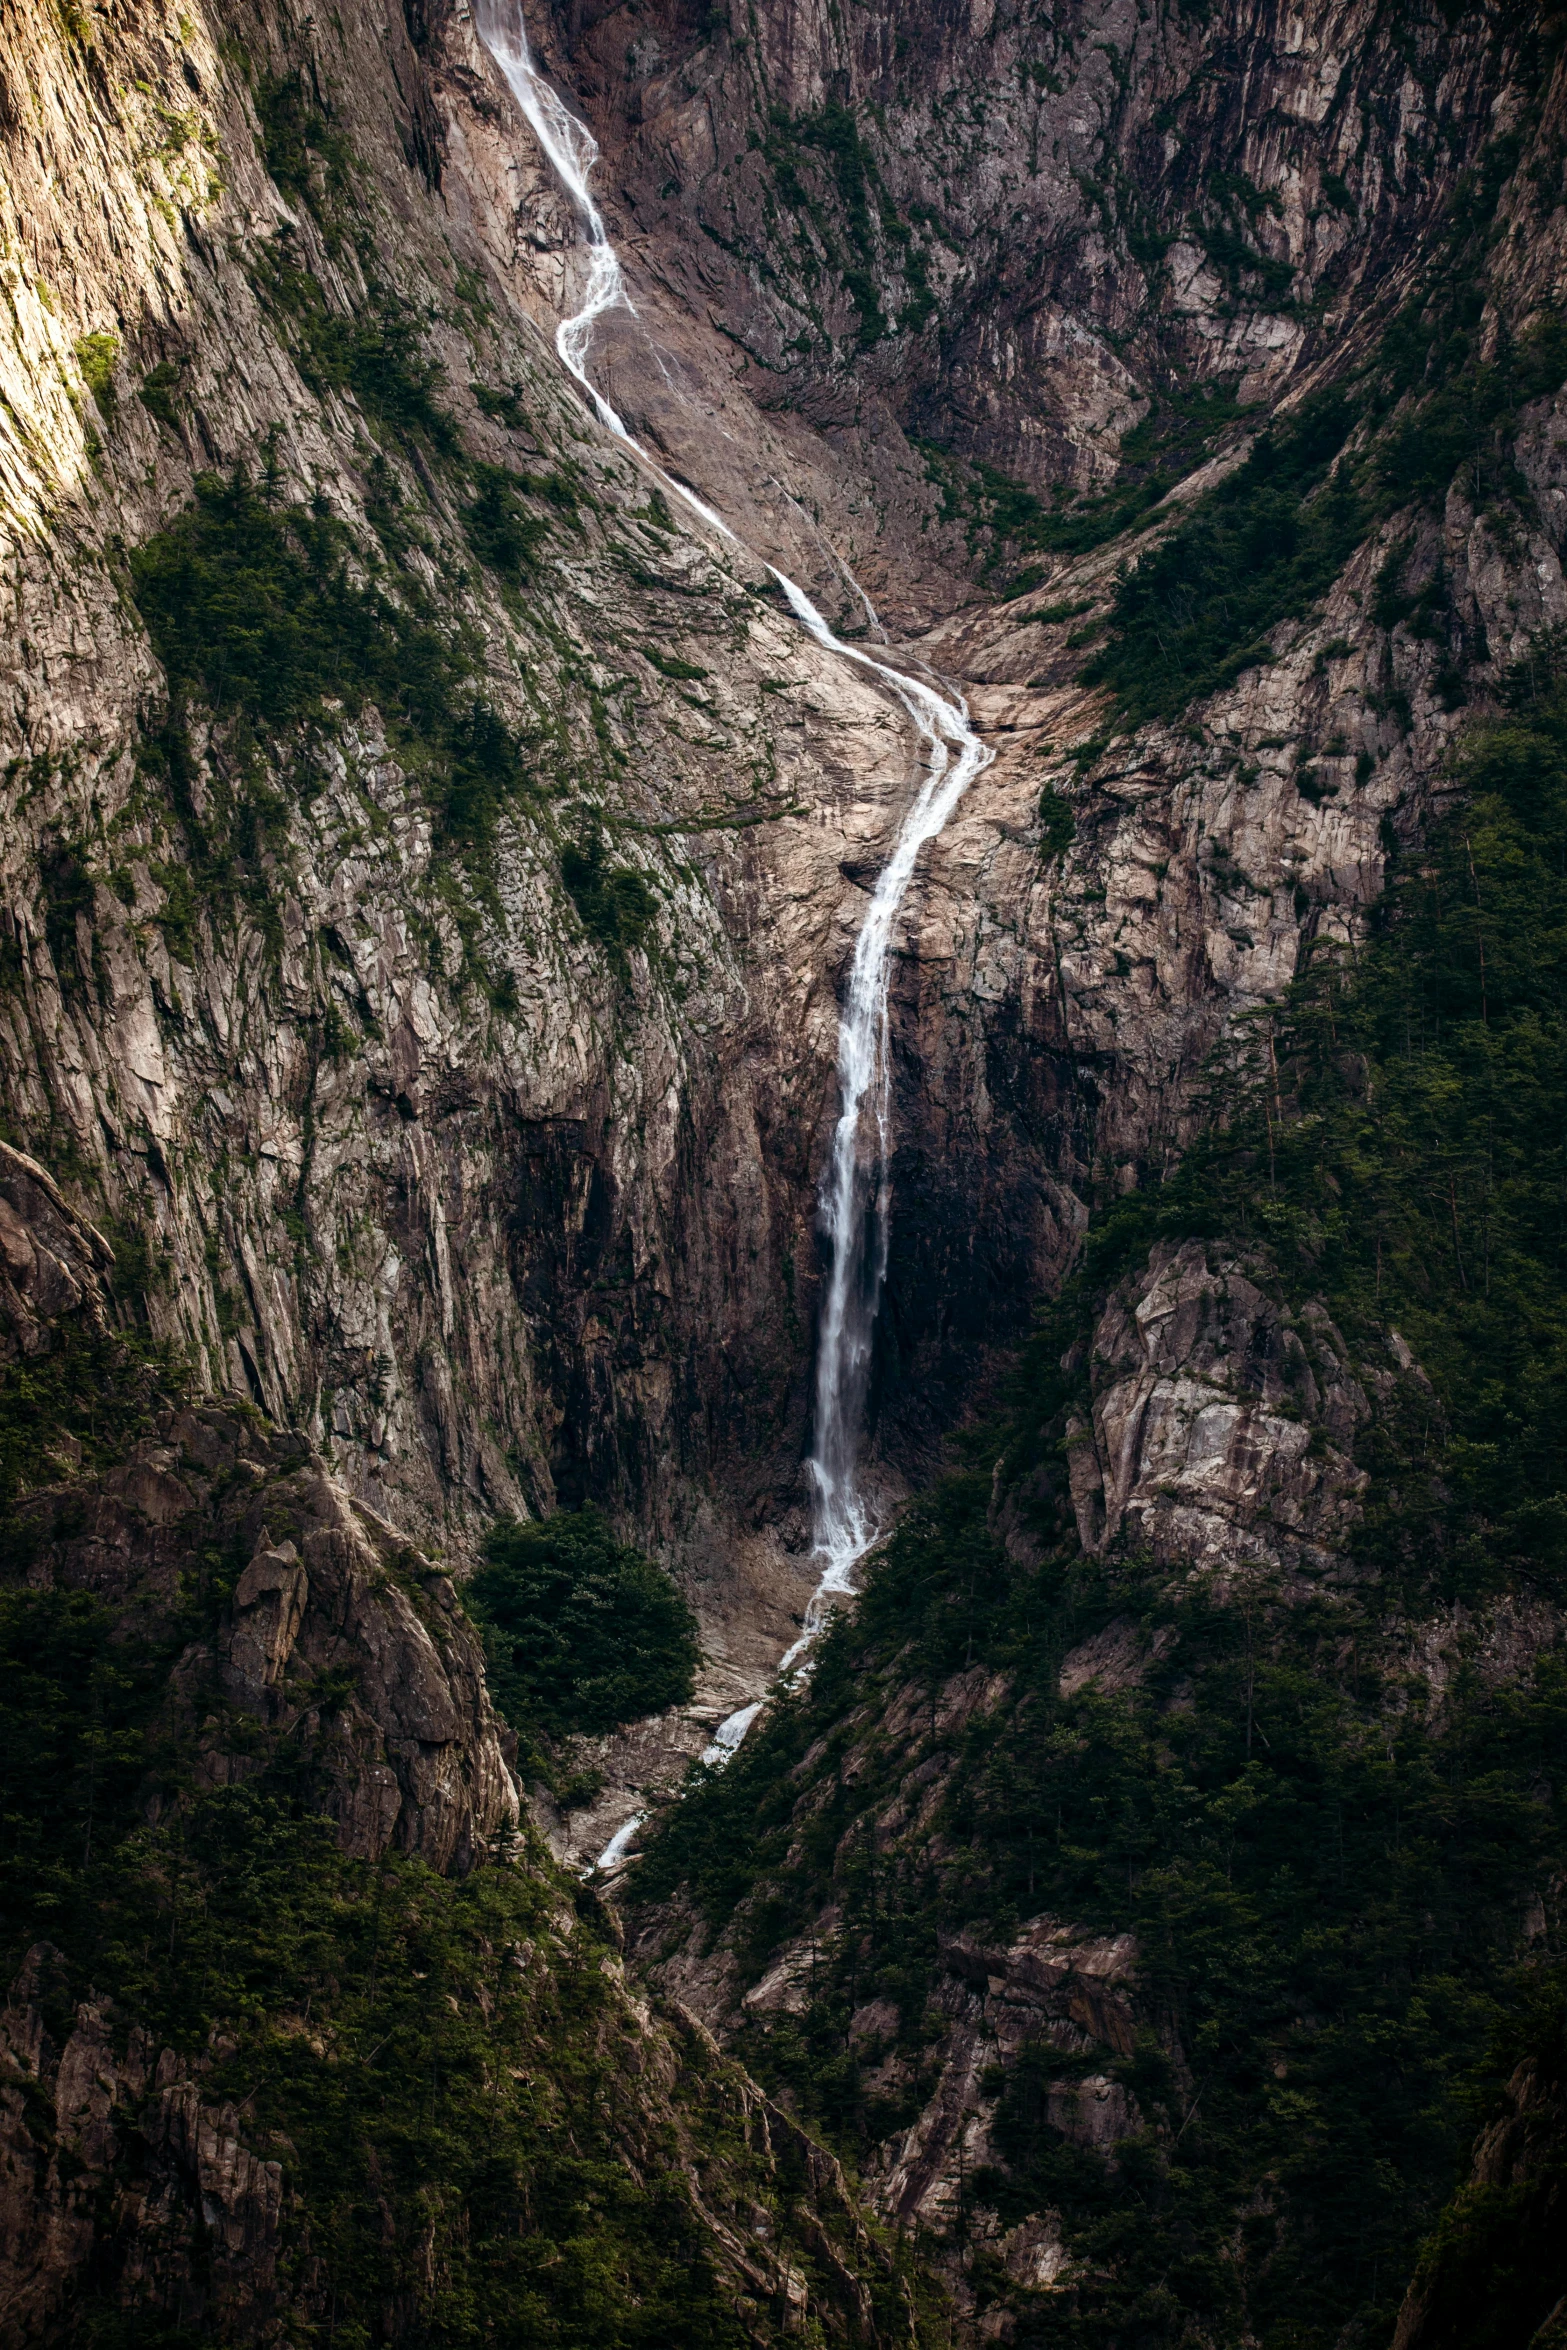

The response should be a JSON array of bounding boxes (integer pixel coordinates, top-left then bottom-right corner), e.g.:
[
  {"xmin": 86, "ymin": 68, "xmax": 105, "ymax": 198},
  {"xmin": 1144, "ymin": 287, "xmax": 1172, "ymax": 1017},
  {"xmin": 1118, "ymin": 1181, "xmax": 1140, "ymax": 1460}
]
[
  {"xmin": 559, "ymin": 835, "xmax": 656, "ymax": 956},
  {"xmin": 922, "ymin": 383, "xmax": 1251, "ymax": 587},
  {"xmin": 1085, "ymin": 136, "xmax": 1567, "ymax": 727},
  {"xmin": 74, "ymin": 331, "xmax": 119, "ymax": 406},
  {"xmin": 0, "ymin": 1589, "xmax": 179, "ymax": 1933},
  {"xmin": 0, "ymin": 1433, "xmax": 900, "ymax": 2344},
  {"xmin": 1393, "ymin": 1968, "xmax": 1567, "ymax": 2350},
  {"xmin": 1090, "ymin": 636, "xmax": 1567, "ymax": 1603},
  {"xmin": 302, "ymin": 294, "xmax": 462, "ymax": 456},
  {"xmin": 468, "ymin": 1507, "xmax": 699, "ymax": 1751},
  {"xmin": 253, "ymin": 238, "xmax": 461, "ymax": 457},
  {"xmin": 1187, "ymin": 211, "xmax": 1293, "ymax": 305},
  {"xmin": 127, "ymin": 467, "xmax": 530, "ymax": 864},
  {"xmin": 644, "ymin": 647, "xmax": 709, "ymax": 681},
  {"xmin": 0, "ymin": 1325, "xmax": 176, "ymax": 1520},
  {"xmin": 254, "ymin": 67, "xmax": 354, "ymax": 221},
  {"xmin": 1079, "ymin": 390, "xmax": 1365, "ymax": 724},
  {"xmin": 38, "ymin": 842, "xmax": 99, "ymax": 1006},
  {"xmin": 5, "ymin": 1757, "xmax": 765, "ymax": 2347},
  {"xmin": 471, "ymin": 380, "xmax": 533, "ymax": 430},
  {"xmin": 762, "ymin": 103, "xmax": 935, "ymax": 346},
  {"xmin": 462, "ymin": 462, "xmax": 554, "ymax": 582},
  {"xmin": 138, "ymin": 359, "xmax": 184, "ymax": 431},
  {"xmin": 635, "ymin": 1482, "xmax": 1567, "ymax": 2347},
  {"xmin": 130, "ymin": 466, "xmax": 437, "ymax": 726},
  {"xmin": 1036, "ymin": 785, "xmax": 1075, "ymax": 860},
  {"xmin": 1376, "ymin": 313, "xmax": 1567, "ymax": 513}
]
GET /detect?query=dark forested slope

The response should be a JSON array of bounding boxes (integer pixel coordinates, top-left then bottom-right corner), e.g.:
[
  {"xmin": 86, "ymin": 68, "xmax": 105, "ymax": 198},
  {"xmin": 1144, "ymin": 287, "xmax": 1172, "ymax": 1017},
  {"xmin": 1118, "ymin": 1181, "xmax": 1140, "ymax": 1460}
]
[{"xmin": 625, "ymin": 601, "xmax": 1567, "ymax": 2350}]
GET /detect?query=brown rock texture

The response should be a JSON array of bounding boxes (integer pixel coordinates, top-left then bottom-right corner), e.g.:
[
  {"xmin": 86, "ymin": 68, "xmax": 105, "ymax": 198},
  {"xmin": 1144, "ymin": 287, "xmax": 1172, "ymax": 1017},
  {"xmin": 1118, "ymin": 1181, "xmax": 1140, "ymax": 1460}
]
[
  {"xmin": 0, "ymin": 0, "xmax": 1562, "ymax": 1653},
  {"xmin": 1063, "ymin": 1238, "xmax": 1371, "ymax": 1578},
  {"xmin": 0, "ymin": 901, "xmax": 924, "ymax": 2349},
  {"xmin": 1392, "ymin": 2038, "xmax": 1567, "ymax": 2350},
  {"xmin": 0, "ymin": 1950, "xmax": 289, "ymax": 2345}
]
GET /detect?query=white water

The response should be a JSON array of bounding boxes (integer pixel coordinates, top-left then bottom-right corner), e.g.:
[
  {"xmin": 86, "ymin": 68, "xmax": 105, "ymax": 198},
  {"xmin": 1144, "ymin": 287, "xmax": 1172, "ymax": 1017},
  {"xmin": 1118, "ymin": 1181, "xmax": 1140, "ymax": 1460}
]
[{"xmin": 473, "ymin": 2, "xmax": 992, "ymax": 1861}]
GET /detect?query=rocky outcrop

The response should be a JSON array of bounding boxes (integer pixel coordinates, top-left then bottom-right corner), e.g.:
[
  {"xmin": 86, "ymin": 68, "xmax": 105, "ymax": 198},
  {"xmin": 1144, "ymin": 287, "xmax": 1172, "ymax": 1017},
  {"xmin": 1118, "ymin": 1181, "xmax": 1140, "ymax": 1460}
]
[
  {"xmin": 0, "ymin": 946, "xmax": 916, "ymax": 2349},
  {"xmin": 1062, "ymin": 1238, "xmax": 1373, "ymax": 1580},
  {"xmin": 0, "ymin": 1142, "xmax": 116, "ymax": 1362},
  {"xmin": 0, "ymin": 1949, "xmax": 289, "ymax": 2345},
  {"xmin": 17, "ymin": 1396, "xmax": 523, "ymax": 1876},
  {"xmin": 0, "ymin": 1099, "xmax": 519, "ymax": 1870},
  {"xmin": 558, "ymin": 0, "xmax": 1542, "ymax": 608},
  {"xmin": 1393, "ymin": 2032, "xmax": 1567, "ymax": 2350},
  {"xmin": 869, "ymin": 1918, "xmax": 1140, "ymax": 2243}
]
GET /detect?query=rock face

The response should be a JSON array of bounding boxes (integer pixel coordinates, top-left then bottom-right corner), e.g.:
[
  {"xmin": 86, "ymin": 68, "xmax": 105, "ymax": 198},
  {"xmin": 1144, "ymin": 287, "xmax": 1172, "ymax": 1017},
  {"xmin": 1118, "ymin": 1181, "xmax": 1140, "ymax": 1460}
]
[
  {"xmin": 1392, "ymin": 2036, "xmax": 1567, "ymax": 2350},
  {"xmin": 2, "ymin": 0, "xmax": 1565, "ymax": 1663},
  {"xmin": 1, "ymin": 0, "xmax": 1565, "ymax": 2336},
  {"xmin": 1063, "ymin": 1239, "xmax": 1371, "ymax": 1579},
  {"xmin": 553, "ymin": 0, "xmax": 1541, "ymax": 612},
  {"xmin": 0, "ymin": 1132, "xmax": 519, "ymax": 1872},
  {"xmin": 0, "ymin": 1951, "xmax": 291, "ymax": 2346},
  {"xmin": 0, "ymin": 940, "xmax": 913, "ymax": 2349}
]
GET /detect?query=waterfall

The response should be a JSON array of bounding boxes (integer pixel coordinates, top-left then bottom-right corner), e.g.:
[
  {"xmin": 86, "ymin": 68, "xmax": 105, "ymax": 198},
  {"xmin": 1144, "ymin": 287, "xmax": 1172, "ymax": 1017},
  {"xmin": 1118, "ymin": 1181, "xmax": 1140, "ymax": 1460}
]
[{"xmin": 472, "ymin": 2, "xmax": 993, "ymax": 1830}]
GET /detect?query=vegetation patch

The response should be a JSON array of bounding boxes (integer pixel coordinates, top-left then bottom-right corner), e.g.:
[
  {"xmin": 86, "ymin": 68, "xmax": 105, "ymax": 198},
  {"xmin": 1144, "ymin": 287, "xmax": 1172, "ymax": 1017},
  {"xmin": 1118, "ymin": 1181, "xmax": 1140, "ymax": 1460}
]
[
  {"xmin": 630, "ymin": 638, "xmax": 1567, "ymax": 2348},
  {"xmin": 1085, "ymin": 135, "xmax": 1567, "ymax": 727},
  {"xmin": 559, "ymin": 833, "xmax": 657, "ymax": 957},
  {"xmin": 1036, "ymin": 784, "xmax": 1076, "ymax": 860},
  {"xmin": 138, "ymin": 357, "xmax": 185, "ymax": 432},
  {"xmin": 1081, "ymin": 633, "xmax": 1567, "ymax": 1595},
  {"xmin": 127, "ymin": 466, "xmax": 531, "ymax": 866},
  {"xmin": 1078, "ymin": 389, "xmax": 1364, "ymax": 724},
  {"xmin": 922, "ymin": 382, "xmax": 1252, "ymax": 589},
  {"xmin": 0, "ymin": 1324, "xmax": 180, "ymax": 1524},
  {"xmin": 462, "ymin": 460, "xmax": 555, "ymax": 583},
  {"xmin": 73, "ymin": 331, "xmax": 118, "ymax": 407},
  {"xmin": 468, "ymin": 1505, "xmax": 699, "ymax": 1761},
  {"xmin": 763, "ymin": 103, "xmax": 936, "ymax": 348},
  {"xmin": 254, "ymin": 66, "xmax": 354, "ymax": 224}
]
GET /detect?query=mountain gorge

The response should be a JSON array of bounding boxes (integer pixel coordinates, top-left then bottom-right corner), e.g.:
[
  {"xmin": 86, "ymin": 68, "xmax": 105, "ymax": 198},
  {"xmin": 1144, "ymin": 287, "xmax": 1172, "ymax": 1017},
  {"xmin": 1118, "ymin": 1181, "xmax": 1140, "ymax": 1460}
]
[{"xmin": 1, "ymin": 0, "xmax": 1566, "ymax": 2339}]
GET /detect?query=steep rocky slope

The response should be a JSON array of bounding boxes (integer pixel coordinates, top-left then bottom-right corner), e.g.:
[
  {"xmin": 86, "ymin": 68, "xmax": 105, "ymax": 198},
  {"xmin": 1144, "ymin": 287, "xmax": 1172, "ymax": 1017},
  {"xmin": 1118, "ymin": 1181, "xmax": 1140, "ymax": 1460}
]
[
  {"xmin": 4, "ymin": 0, "xmax": 1564, "ymax": 1639},
  {"xmin": 0, "ymin": 1136, "xmax": 938, "ymax": 2343},
  {"xmin": 628, "ymin": 1238, "xmax": 1566, "ymax": 2342},
  {"xmin": 3, "ymin": 0, "xmax": 1567, "ymax": 2338},
  {"xmin": 1392, "ymin": 1995, "xmax": 1567, "ymax": 2350}
]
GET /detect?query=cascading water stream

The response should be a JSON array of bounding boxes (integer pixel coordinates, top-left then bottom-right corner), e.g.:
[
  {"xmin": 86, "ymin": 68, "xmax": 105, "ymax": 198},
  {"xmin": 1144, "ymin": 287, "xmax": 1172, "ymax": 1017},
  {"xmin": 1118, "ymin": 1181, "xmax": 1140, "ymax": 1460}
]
[{"xmin": 472, "ymin": 0, "xmax": 993, "ymax": 1852}]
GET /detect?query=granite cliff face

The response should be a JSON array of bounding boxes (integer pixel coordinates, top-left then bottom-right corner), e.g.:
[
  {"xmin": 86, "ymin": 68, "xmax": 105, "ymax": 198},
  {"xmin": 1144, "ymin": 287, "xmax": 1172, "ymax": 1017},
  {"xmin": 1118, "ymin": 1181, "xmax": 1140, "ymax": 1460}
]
[
  {"xmin": 558, "ymin": 0, "xmax": 1539, "ymax": 605},
  {"xmin": 2, "ymin": 0, "xmax": 1566, "ymax": 2336},
  {"xmin": 3, "ymin": 0, "xmax": 1563, "ymax": 1650},
  {"xmin": 0, "ymin": 1119, "xmax": 927, "ymax": 2346}
]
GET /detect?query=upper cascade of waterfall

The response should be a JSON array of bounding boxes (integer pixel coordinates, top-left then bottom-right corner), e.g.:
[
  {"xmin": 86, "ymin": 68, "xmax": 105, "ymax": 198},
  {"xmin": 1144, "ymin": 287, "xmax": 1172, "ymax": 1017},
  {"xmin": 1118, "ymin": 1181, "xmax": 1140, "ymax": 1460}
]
[{"xmin": 474, "ymin": 0, "xmax": 993, "ymax": 1770}]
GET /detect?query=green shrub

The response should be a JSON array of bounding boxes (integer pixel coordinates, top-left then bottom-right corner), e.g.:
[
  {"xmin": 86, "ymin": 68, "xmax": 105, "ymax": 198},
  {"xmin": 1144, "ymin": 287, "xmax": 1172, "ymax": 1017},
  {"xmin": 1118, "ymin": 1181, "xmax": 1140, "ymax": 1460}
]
[
  {"xmin": 1079, "ymin": 389, "xmax": 1364, "ymax": 726},
  {"xmin": 128, "ymin": 468, "xmax": 529, "ymax": 862},
  {"xmin": 139, "ymin": 359, "xmax": 185, "ymax": 431},
  {"xmin": 1, "ymin": 1754, "xmax": 760, "ymax": 2347},
  {"xmin": 467, "ymin": 1506, "xmax": 699, "ymax": 1746},
  {"xmin": 255, "ymin": 68, "xmax": 353, "ymax": 220},
  {"xmin": 559, "ymin": 834, "xmax": 656, "ymax": 955},
  {"xmin": 1037, "ymin": 784, "xmax": 1075, "ymax": 860},
  {"xmin": 462, "ymin": 462, "xmax": 552, "ymax": 581},
  {"xmin": 0, "ymin": 1588, "xmax": 178, "ymax": 1931},
  {"xmin": 644, "ymin": 647, "xmax": 709, "ymax": 681},
  {"xmin": 253, "ymin": 240, "xmax": 460, "ymax": 457},
  {"xmin": 74, "ymin": 331, "xmax": 119, "ymax": 406}
]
